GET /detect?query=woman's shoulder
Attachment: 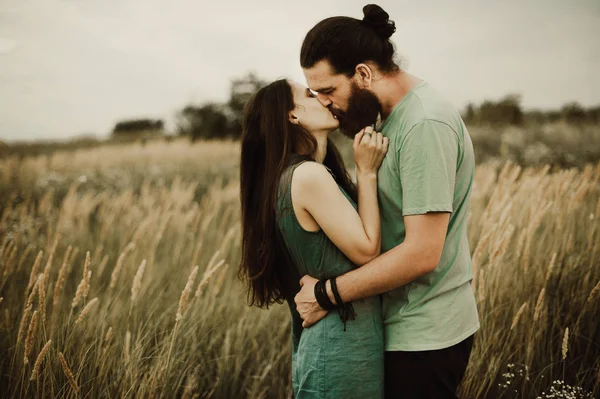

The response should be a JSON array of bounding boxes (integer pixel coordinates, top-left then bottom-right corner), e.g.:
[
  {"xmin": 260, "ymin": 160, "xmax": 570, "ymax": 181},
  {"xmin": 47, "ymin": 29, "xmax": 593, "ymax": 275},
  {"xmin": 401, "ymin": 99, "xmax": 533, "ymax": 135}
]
[
  {"xmin": 292, "ymin": 161, "xmax": 336, "ymax": 189},
  {"xmin": 278, "ymin": 160, "xmax": 332, "ymax": 203}
]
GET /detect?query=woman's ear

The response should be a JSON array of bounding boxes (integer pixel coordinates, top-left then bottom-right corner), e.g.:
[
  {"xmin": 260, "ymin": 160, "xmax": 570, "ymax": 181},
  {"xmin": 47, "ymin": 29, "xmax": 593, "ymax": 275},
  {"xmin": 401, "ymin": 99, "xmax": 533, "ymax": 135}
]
[
  {"xmin": 354, "ymin": 63, "xmax": 373, "ymax": 89},
  {"xmin": 289, "ymin": 112, "xmax": 300, "ymax": 125}
]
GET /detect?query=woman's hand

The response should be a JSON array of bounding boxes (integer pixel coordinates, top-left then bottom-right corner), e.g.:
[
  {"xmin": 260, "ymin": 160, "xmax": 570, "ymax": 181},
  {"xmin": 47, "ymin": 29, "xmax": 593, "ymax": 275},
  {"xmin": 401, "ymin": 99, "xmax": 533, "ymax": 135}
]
[
  {"xmin": 353, "ymin": 126, "xmax": 389, "ymax": 175},
  {"xmin": 295, "ymin": 275, "xmax": 329, "ymax": 328}
]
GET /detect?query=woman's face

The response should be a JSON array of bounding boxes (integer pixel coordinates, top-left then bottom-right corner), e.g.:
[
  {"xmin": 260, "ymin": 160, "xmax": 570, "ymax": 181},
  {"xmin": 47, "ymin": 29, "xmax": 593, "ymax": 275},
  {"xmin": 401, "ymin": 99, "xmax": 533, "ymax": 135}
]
[{"xmin": 289, "ymin": 80, "xmax": 339, "ymax": 134}]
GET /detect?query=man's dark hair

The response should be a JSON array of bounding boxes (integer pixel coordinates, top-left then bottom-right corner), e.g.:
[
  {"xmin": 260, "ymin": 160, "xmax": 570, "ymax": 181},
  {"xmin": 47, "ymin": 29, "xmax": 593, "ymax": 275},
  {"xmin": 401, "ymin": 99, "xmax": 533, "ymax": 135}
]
[{"xmin": 300, "ymin": 4, "xmax": 399, "ymax": 77}]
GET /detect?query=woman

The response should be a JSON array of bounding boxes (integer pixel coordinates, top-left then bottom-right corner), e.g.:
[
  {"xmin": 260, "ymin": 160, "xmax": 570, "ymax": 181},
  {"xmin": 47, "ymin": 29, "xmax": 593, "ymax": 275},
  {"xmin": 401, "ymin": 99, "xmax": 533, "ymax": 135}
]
[{"xmin": 239, "ymin": 78, "xmax": 388, "ymax": 398}]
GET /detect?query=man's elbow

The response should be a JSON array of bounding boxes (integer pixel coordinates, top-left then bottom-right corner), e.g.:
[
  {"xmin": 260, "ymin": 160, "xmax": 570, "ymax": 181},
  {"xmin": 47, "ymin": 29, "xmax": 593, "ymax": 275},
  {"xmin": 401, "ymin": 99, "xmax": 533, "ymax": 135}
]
[
  {"xmin": 417, "ymin": 247, "xmax": 443, "ymax": 275},
  {"xmin": 419, "ymin": 259, "xmax": 438, "ymax": 275}
]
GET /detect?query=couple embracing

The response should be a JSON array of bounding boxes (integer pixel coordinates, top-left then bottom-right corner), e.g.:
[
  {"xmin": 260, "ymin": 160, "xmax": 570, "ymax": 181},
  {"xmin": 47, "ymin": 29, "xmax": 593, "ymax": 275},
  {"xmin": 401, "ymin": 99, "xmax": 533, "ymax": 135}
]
[{"xmin": 239, "ymin": 4, "xmax": 480, "ymax": 398}]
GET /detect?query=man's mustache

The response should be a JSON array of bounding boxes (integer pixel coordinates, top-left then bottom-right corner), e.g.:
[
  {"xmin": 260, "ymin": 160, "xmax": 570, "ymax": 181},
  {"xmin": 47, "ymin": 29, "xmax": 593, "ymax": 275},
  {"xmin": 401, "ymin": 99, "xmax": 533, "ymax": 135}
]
[{"xmin": 328, "ymin": 106, "xmax": 345, "ymax": 119}]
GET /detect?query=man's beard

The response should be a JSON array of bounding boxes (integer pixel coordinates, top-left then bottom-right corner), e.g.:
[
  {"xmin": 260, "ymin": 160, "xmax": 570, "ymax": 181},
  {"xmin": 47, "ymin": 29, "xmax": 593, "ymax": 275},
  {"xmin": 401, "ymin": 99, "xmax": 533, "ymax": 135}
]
[{"xmin": 332, "ymin": 82, "xmax": 382, "ymax": 139}]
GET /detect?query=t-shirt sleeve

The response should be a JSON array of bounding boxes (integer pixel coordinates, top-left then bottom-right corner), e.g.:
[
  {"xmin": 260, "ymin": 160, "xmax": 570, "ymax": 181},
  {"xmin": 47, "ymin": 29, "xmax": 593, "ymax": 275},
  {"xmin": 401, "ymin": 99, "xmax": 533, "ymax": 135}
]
[{"xmin": 397, "ymin": 120, "xmax": 459, "ymax": 216}]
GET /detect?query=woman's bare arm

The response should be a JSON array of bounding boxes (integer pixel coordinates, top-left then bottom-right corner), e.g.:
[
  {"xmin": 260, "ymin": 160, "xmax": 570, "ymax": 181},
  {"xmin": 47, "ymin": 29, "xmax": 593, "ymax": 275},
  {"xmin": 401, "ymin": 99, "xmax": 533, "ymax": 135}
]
[{"xmin": 293, "ymin": 130, "xmax": 388, "ymax": 265}]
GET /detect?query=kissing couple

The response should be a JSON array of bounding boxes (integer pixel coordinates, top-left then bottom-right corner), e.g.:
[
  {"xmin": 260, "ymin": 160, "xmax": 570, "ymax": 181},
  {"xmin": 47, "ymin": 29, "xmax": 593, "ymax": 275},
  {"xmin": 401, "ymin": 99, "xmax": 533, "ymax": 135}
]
[{"xmin": 239, "ymin": 4, "xmax": 480, "ymax": 398}]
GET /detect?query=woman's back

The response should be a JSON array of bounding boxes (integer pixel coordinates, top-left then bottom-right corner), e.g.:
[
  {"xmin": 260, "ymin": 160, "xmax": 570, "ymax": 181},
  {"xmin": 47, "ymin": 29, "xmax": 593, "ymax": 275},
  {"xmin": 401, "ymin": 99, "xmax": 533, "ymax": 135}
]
[{"xmin": 276, "ymin": 160, "xmax": 384, "ymax": 399}]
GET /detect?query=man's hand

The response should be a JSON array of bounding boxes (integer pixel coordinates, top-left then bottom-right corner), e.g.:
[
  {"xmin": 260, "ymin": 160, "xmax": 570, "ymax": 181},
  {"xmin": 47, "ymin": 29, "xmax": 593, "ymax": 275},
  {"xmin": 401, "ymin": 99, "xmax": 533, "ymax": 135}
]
[{"xmin": 295, "ymin": 275, "xmax": 329, "ymax": 328}]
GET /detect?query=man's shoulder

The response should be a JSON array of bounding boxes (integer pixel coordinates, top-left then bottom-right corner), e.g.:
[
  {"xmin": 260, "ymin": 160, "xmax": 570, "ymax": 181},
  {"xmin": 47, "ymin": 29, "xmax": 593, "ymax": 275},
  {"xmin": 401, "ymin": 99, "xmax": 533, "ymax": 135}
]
[
  {"xmin": 411, "ymin": 83, "xmax": 461, "ymax": 126},
  {"xmin": 387, "ymin": 82, "xmax": 464, "ymax": 140}
]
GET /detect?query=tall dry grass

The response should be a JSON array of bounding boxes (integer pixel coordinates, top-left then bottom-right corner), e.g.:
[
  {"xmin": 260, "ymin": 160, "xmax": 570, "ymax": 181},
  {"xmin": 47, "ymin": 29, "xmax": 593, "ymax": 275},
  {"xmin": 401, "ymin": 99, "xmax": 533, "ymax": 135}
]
[{"xmin": 0, "ymin": 138, "xmax": 598, "ymax": 398}]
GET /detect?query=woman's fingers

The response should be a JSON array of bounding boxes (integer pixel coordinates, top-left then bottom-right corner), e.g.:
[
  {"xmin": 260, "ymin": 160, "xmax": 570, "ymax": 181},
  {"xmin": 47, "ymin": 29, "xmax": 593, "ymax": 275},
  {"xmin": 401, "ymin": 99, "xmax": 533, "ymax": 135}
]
[
  {"xmin": 361, "ymin": 126, "xmax": 374, "ymax": 144},
  {"xmin": 353, "ymin": 129, "xmax": 365, "ymax": 149},
  {"xmin": 357, "ymin": 129, "xmax": 387, "ymax": 150},
  {"xmin": 354, "ymin": 128, "xmax": 388, "ymax": 172},
  {"xmin": 361, "ymin": 133, "xmax": 371, "ymax": 144}
]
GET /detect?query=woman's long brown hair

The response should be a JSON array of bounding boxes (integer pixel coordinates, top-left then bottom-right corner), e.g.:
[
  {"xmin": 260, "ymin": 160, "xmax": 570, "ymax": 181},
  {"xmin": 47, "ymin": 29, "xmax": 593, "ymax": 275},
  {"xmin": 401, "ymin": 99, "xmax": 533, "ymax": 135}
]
[{"xmin": 239, "ymin": 79, "xmax": 357, "ymax": 308}]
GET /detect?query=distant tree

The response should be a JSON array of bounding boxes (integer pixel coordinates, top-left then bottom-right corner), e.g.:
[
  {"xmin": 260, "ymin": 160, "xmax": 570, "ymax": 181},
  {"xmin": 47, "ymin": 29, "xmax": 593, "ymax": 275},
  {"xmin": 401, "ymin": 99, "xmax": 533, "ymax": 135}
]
[
  {"xmin": 177, "ymin": 103, "xmax": 230, "ymax": 141},
  {"xmin": 463, "ymin": 96, "xmax": 599, "ymax": 127},
  {"xmin": 561, "ymin": 102, "xmax": 586, "ymax": 124},
  {"xmin": 499, "ymin": 94, "xmax": 523, "ymax": 125},
  {"xmin": 587, "ymin": 106, "xmax": 600, "ymax": 124},
  {"xmin": 463, "ymin": 103, "xmax": 476, "ymax": 123},
  {"xmin": 177, "ymin": 71, "xmax": 268, "ymax": 142},
  {"xmin": 0, "ymin": 140, "xmax": 9, "ymax": 159},
  {"xmin": 478, "ymin": 94, "xmax": 523, "ymax": 125},
  {"xmin": 227, "ymin": 72, "xmax": 268, "ymax": 134},
  {"xmin": 546, "ymin": 110, "xmax": 562, "ymax": 123},
  {"xmin": 112, "ymin": 119, "xmax": 164, "ymax": 136},
  {"xmin": 524, "ymin": 110, "xmax": 547, "ymax": 125}
]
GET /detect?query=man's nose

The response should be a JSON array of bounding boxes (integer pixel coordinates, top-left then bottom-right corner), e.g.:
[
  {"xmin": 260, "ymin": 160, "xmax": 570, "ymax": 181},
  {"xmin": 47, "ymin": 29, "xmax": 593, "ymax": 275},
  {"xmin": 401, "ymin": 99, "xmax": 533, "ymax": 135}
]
[{"xmin": 317, "ymin": 93, "xmax": 331, "ymax": 107}]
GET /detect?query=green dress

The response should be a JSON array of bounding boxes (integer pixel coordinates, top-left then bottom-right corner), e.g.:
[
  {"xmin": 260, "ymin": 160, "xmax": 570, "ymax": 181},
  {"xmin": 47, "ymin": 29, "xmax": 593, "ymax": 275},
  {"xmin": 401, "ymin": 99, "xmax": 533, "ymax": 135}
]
[{"xmin": 276, "ymin": 160, "xmax": 384, "ymax": 399}]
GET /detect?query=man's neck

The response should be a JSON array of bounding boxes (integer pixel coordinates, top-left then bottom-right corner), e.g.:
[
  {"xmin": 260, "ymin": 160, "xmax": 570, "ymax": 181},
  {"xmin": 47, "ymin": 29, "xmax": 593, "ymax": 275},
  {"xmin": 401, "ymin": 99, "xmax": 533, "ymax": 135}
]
[{"xmin": 374, "ymin": 72, "xmax": 422, "ymax": 119}]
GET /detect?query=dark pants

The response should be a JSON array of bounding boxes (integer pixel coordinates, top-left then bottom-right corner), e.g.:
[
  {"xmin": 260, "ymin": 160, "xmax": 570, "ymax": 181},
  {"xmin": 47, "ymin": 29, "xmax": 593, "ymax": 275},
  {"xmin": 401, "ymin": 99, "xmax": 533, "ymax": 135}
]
[{"xmin": 384, "ymin": 334, "xmax": 475, "ymax": 399}]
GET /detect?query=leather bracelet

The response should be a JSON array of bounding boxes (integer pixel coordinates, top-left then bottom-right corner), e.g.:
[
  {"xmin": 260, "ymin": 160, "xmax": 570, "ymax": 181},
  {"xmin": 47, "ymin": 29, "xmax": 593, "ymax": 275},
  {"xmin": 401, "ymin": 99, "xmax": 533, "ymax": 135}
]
[
  {"xmin": 331, "ymin": 277, "xmax": 356, "ymax": 331},
  {"xmin": 314, "ymin": 279, "xmax": 337, "ymax": 311},
  {"xmin": 330, "ymin": 277, "xmax": 345, "ymax": 306}
]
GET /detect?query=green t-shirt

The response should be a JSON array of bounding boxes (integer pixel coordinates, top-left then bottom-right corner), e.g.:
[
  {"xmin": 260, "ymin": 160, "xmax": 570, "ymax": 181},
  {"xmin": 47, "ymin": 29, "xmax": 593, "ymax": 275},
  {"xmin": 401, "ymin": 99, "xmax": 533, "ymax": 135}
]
[{"xmin": 377, "ymin": 80, "xmax": 480, "ymax": 351}]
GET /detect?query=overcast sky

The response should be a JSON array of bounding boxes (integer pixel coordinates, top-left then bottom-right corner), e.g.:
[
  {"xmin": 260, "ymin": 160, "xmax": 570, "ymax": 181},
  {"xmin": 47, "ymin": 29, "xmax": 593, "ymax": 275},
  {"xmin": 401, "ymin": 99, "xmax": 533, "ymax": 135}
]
[{"xmin": 0, "ymin": 0, "xmax": 599, "ymax": 142}]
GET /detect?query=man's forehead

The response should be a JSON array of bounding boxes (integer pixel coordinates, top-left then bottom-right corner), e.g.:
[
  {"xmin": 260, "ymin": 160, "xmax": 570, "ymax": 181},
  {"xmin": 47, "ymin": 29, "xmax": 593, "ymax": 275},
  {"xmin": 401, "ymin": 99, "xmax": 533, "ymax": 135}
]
[{"xmin": 303, "ymin": 60, "xmax": 341, "ymax": 90}]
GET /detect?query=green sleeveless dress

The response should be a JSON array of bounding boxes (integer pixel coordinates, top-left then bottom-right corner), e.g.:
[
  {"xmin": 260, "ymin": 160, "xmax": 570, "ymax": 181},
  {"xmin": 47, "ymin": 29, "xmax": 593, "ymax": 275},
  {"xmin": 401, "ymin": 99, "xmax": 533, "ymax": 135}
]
[{"xmin": 276, "ymin": 160, "xmax": 384, "ymax": 399}]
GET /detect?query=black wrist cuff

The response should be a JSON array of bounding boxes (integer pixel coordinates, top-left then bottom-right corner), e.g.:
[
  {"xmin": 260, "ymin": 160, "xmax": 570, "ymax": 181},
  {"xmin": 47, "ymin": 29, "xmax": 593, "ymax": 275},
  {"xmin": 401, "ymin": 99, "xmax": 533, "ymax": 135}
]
[
  {"xmin": 331, "ymin": 277, "xmax": 356, "ymax": 331},
  {"xmin": 330, "ymin": 277, "xmax": 345, "ymax": 306},
  {"xmin": 314, "ymin": 278, "xmax": 337, "ymax": 311}
]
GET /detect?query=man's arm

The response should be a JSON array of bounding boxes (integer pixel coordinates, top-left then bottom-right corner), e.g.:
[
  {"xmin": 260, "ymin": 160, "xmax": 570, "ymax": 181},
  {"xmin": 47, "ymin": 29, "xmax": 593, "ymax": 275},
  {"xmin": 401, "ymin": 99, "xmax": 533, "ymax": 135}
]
[
  {"xmin": 296, "ymin": 212, "xmax": 449, "ymax": 327},
  {"xmin": 296, "ymin": 119, "xmax": 458, "ymax": 327}
]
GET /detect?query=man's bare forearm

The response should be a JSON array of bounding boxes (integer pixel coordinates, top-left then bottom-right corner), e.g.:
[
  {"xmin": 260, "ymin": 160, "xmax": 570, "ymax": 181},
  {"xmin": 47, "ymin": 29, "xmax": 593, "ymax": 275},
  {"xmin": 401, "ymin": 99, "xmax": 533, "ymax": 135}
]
[{"xmin": 327, "ymin": 239, "xmax": 436, "ymax": 304}]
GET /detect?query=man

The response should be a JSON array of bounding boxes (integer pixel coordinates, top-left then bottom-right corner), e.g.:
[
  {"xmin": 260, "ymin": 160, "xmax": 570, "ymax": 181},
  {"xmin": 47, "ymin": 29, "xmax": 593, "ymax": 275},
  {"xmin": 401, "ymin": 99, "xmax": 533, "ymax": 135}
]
[{"xmin": 294, "ymin": 4, "xmax": 480, "ymax": 398}]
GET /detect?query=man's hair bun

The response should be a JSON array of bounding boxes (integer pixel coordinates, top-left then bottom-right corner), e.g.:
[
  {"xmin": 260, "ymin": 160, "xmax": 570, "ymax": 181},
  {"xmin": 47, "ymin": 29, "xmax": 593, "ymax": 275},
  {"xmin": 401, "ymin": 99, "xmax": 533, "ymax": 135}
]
[{"xmin": 362, "ymin": 4, "xmax": 396, "ymax": 39}]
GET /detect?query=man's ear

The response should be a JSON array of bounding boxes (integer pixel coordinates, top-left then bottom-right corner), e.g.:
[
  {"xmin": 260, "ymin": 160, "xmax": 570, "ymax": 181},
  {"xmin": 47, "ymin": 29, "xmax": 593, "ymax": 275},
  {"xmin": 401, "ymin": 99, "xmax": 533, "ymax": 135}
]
[{"xmin": 354, "ymin": 63, "xmax": 373, "ymax": 89}]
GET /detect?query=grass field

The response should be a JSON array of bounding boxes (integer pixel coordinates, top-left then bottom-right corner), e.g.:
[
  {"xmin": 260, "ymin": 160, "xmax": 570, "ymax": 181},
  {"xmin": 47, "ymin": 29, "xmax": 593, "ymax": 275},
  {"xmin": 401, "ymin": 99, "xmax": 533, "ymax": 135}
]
[{"xmin": 0, "ymin": 138, "xmax": 599, "ymax": 398}]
